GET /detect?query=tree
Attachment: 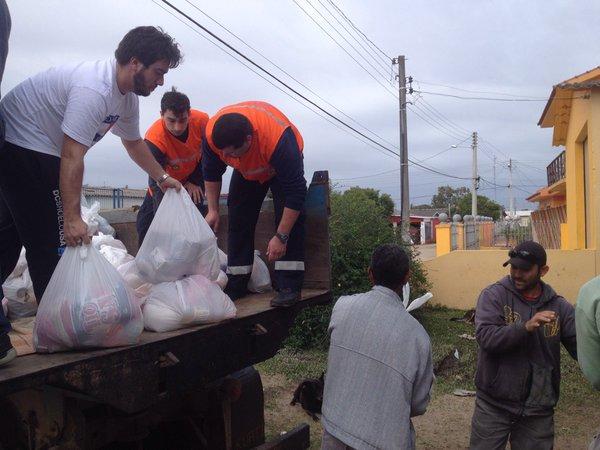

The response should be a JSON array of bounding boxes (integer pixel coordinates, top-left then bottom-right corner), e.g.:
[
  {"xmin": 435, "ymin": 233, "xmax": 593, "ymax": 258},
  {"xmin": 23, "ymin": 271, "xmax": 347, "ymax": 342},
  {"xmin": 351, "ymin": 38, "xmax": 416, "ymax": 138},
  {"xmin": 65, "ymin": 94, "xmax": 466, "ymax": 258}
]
[
  {"xmin": 343, "ymin": 186, "xmax": 395, "ymax": 216},
  {"xmin": 285, "ymin": 187, "xmax": 429, "ymax": 349},
  {"xmin": 431, "ymin": 185, "xmax": 469, "ymax": 209},
  {"xmin": 455, "ymin": 193, "xmax": 503, "ymax": 220}
]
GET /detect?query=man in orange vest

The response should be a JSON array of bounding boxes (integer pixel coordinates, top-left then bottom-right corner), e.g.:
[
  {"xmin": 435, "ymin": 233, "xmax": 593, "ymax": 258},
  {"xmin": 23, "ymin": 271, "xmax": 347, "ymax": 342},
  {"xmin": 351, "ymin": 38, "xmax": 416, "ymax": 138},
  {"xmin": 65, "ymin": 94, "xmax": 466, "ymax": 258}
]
[
  {"xmin": 202, "ymin": 101, "xmax": 306, "ymax": 307},
  {"xmin": 136, "ymin": 88, "xmax": 209, "ymax": 246}
]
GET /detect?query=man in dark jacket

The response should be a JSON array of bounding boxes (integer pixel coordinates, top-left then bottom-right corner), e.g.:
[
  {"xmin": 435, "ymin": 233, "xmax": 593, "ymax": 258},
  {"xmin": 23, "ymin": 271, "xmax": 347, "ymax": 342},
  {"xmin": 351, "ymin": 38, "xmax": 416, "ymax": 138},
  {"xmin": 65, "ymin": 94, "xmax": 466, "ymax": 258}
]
[{"xmin": 469, "ymin": 241, "xmax": 577, "ymax": 450}]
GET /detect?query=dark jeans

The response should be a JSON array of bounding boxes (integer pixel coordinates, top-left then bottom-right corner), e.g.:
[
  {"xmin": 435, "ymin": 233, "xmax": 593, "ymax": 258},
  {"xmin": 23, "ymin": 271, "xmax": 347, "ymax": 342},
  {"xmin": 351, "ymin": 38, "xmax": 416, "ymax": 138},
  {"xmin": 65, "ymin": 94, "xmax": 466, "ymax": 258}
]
[
  {"xmin": 0, "ymin": 142, "xmax": 64, "ymax": 306},
  {"xmin": 225, "ymin": 170, "xmax": 305, "ymax": 298},
  {"xmin": 136, "ymin": 190, "xmax": 208, "ymax": 248},
  {"xmin": 469, "ymin": 396, "xmax": 554, "ymax": 450}
]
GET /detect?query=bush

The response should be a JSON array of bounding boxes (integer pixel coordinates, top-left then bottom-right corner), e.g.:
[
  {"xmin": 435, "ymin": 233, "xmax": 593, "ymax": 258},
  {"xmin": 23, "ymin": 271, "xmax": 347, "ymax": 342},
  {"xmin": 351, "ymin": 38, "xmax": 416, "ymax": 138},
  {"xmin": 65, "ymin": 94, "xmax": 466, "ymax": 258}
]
[{"xmin": 285, "ymin": 187, "xmax": 430, "ymax": 350}]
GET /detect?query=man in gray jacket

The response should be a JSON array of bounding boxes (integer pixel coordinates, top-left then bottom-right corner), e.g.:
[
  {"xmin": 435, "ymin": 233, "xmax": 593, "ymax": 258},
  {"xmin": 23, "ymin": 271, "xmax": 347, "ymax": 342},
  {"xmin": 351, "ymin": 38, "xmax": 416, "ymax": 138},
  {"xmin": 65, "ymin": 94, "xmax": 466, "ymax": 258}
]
[
  {"xmin": 470, "ymin": 241, "xmax": 577, "ymax": 450},
  {"xmin": 321, "ymin": 244, "xmax": 433, "ymax": 450}
]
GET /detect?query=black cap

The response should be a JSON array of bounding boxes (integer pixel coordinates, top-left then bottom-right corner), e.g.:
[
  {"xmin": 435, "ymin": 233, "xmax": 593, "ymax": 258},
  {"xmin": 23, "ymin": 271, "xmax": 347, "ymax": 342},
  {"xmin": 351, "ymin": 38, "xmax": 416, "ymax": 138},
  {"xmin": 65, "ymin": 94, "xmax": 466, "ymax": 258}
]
[{"xmin": 502, "ymin": 241, "xmax": 547, "ymax": 270}]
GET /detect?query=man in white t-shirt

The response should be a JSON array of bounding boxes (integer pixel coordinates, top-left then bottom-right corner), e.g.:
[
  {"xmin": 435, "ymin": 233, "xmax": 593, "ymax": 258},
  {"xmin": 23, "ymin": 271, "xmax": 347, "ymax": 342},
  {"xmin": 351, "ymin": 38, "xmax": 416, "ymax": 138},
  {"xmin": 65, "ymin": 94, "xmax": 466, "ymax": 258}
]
[{"xmin": 0, "ymin": 26, "xmax": 182, "ymax": 304}]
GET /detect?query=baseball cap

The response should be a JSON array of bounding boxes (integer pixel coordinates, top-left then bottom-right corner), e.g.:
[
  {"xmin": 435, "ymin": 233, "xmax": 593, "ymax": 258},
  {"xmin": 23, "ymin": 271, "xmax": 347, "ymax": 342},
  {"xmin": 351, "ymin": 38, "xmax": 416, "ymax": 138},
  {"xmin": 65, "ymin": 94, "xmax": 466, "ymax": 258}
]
[{"xmin": 502, "ymin": 241, "xmax": 547, "ymax": 270}]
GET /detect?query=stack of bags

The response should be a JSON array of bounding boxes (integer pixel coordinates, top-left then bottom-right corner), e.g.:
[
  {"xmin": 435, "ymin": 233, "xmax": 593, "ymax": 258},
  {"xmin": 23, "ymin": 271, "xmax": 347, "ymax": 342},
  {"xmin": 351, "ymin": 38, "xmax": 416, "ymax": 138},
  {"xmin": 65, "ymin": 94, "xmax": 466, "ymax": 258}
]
[
  {"xmin": 15, "ymin": 189, "xmax": 275, "ymax": 353},
  {"xmin": 132, "ymin": 189, "xmax": 236, "ymax": 332}
]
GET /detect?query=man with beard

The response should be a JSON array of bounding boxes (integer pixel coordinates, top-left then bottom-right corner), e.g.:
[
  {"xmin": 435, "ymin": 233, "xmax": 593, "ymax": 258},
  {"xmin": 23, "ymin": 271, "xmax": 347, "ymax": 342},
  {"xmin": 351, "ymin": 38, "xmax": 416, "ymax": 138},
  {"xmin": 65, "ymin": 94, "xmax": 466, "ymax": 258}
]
[
  {"xmin": 469, "ymin": 241, "xmax": 577, "ymax": 450},
  {"xmin": 0, "ymin": 26, "xmax": 182, "ymax": 311}
]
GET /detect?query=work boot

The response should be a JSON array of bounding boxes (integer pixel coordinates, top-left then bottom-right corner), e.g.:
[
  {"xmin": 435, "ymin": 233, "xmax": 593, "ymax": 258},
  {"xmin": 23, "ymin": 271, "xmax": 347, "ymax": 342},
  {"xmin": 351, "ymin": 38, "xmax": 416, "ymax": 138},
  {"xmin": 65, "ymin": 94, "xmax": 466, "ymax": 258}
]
[
  {"xmin": 270, "ymin": 288, "xmax": 301, "ymax": 308},
  {"xmin": 0, "ymin": 333, "xmax": 16, "ymax": 367}
]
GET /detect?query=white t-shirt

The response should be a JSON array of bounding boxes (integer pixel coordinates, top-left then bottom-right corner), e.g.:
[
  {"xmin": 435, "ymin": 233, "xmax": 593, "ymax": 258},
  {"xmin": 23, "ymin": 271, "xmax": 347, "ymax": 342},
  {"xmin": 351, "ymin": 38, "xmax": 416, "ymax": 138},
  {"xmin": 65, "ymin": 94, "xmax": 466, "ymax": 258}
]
[{"xmin": 0, "ymin": 58, "xmax": 141, "ymax": 157}]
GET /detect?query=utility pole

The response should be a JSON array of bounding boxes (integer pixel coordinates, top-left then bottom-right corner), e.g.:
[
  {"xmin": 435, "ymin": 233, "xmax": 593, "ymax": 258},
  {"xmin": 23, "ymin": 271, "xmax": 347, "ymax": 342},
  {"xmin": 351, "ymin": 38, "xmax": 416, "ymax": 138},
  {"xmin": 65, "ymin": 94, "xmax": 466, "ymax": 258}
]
[
  {"xmin": 508, "ymin": 158, "xmax": 515, "ymax": 216},
  {"xmin": 493, "ymin": 155, "xmax": 497, "ymax": 202},
  {"xmin": 393, "ymin": 55, "xmax": 410, "ymax": 241},
  {"xmin": 471, "ymin": 131, "xmax": 478, "ymax": 217}
]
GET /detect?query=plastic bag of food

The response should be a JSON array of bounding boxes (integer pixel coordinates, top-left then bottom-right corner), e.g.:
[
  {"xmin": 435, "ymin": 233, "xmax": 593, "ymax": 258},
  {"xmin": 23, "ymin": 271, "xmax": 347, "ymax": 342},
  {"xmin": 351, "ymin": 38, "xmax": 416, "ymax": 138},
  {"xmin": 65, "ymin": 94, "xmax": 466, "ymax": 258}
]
[
  {"xmin": 33, "ymin": 245, "xmax": 143, "ymax": 353},
  {"xmin": 248, "ymin": 251, "xmax": 272, "ymax": 293},
  {"xmin": 135, "ymin": 189, "xmax": 220, "ymax": 283},
  {"xmin": 143, "ymin": 274, "xmax": 236, "ymax": 332}
]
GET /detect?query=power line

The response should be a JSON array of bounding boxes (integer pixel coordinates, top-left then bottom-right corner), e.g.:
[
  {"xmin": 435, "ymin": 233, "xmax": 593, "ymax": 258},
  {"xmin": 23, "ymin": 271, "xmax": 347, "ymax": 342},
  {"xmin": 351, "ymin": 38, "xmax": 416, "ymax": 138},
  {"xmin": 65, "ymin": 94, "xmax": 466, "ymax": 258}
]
[
  {"xmin": 314, "ymin": 0, "xmax": 391, "ymax": 74},
  {"xmin": 292, "ymin": 0, "xmax": 398, "ymax": 98},
  {"xmin": 325, "ymin": 0, "xmax": 392, "ymax": 62},
  {"xmin": 410, "ymin": 102, "xmax": 470, "ymax": 141},
  {"xmin": 414, "ymin": 80, "xmax": 549, "ymax": 99},
  {"xmin": 414, "ymin": 89, "xmax": 588, "ymax": 102},
  {"xmin": 154, "ymin": 1, "xmax": 402, "ymax": 165},
  {"xmin": 332, "ymin": 168, "xmax": 399, "ymax": 181},
  {"xmin": 157, "ymin": 0, "xmax": 474, "ymax": 183},
  {"xmin": 182, "ymin": 0, "xmax": 401, "ymax": 152},
  {"xmin": 412, "ymin": 90, "xmax": 472, "ymax": 136}
]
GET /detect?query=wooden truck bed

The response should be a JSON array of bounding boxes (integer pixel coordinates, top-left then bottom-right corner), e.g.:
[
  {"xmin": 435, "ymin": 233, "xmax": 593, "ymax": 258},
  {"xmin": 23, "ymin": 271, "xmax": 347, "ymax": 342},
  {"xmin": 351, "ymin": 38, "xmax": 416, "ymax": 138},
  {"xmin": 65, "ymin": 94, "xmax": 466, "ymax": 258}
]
[{"xmin": 0, "ymin": 171, "xmax": 331, "ymax": 416}]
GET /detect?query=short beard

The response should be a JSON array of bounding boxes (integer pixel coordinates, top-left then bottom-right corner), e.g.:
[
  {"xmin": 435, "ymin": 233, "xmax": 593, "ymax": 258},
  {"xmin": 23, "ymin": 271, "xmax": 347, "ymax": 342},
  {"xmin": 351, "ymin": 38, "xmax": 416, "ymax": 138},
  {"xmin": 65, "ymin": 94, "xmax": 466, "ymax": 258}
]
[{"xmin": 133, "ymin": 70, "xmax": 151, "ymax": 97}]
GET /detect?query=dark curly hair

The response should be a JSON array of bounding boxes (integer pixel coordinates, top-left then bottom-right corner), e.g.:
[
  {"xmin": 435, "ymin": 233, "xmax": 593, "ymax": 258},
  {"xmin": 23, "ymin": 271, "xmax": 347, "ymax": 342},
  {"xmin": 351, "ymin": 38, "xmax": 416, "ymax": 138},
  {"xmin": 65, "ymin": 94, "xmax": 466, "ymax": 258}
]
[
  {"xmin": 115, "ymin": 26, "xmax": 182, "ymax": 69},
  {"xmin": 370, "ymin": 244, "xmax": 409, "ymax": 290},
  {"xmin": 212, "ymin": 113, "xmax": 253, "ymax": 149},
  {"xmin": 161, "ymin": 87, "xmax": 190, "ymax": 115}
]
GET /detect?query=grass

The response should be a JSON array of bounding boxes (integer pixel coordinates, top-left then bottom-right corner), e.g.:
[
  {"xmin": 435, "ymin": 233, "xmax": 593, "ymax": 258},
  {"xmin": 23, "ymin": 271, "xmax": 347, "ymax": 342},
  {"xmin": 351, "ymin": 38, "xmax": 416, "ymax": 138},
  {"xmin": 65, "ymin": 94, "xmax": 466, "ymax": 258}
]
[{"xmin": 258, "ymin": 305, "xmax": 600, "ymax": 448}]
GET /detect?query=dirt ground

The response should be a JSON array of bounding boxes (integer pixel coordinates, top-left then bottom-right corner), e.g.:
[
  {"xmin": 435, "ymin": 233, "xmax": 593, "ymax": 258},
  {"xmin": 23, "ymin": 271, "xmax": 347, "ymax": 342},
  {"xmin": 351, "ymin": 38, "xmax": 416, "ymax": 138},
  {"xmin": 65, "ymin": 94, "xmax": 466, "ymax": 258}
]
[{"xmin": 261, "ymin": 373, "xmax": 600, "ymax": 449}]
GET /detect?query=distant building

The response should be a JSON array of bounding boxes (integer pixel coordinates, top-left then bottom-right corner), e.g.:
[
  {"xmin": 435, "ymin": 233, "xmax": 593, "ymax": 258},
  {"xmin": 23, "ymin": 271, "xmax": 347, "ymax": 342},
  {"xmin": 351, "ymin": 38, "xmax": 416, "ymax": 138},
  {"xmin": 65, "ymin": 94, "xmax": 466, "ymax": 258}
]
[{"xmin": 83, "ymin": 185, "xmax": 146, "ymax": 210}]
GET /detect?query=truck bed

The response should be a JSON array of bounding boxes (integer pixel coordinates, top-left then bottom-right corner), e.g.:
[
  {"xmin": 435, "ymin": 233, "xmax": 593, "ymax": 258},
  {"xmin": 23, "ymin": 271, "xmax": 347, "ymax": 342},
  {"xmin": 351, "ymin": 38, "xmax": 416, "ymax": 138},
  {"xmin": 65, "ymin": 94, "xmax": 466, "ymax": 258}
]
[{"xmin": 0, "ymin": 171, "xmax": 331, "ymax": 414}]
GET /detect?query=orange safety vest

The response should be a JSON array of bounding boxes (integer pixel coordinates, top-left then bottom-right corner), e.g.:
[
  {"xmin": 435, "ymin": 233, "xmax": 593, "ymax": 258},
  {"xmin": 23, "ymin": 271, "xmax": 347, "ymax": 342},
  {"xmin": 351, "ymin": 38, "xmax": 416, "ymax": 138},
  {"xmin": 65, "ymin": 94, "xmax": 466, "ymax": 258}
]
[
  {"xmin": 205, "ymin": 101, "xmax": 304, "ymax": 183},
  {"xmin": 145, "ymin": 109, "xmax": 208, "ymax": 192}
]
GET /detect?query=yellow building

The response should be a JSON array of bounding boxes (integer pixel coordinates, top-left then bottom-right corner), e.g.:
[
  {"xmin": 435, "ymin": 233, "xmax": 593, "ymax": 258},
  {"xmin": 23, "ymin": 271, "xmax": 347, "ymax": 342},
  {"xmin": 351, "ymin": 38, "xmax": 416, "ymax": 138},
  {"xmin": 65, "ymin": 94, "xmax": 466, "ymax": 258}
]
[{"xmin": 538, "ymin": 66, "xmax": 600, "ymax": 250}]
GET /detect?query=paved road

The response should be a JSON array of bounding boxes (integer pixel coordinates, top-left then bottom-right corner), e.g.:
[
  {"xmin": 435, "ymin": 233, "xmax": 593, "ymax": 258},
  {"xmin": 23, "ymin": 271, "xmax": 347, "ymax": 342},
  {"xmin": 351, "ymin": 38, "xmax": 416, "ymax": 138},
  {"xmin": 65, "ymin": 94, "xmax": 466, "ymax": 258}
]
[{"xmin": 415, "ymin": 244, "xmax": 437, "ymax": 261}]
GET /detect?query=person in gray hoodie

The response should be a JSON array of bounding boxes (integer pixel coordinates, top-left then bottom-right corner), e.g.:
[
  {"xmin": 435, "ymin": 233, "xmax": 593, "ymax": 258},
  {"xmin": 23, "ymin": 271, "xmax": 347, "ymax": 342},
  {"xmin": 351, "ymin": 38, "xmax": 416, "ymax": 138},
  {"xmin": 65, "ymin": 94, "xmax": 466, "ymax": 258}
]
[{"xmin": 469, "ymin": 241, "xmax": 577, "ymax": 450}]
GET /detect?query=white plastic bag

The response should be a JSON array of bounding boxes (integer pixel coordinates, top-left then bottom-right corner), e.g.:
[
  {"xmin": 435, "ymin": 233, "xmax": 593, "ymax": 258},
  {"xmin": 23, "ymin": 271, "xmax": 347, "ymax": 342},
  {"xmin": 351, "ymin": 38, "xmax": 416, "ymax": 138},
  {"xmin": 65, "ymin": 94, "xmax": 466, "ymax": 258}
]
[
  {"xmin": 33, "ymin": 245, "xmax": 143, "ymax": 353},
  {"xmin": 218, "ymin": 248, "xmax": 228, "ymax": 271},
  {"xmin": 248, "ymin": 251, "xmax": 272, "ymax": 293},
  {"xmin": 216, "ymin": 270, "xmax": 228, "ymax": 290},
  {"xmin": 81, "ymin": 195, "xmax": 115, "ymax": 236},
  {"xmin": 117, "ymin": 260, "xmax": 152, "ymax": 301},
  {"xmin": 1, "ymin": 297, "xmax": 7, "ymax": 317},
  {"xmin": 7, "ymin": 247, "xmax": 27, "ymax": 279},
  {"xmin": 92, "ymin": 233, "xmax": 127, "ymax": 252},
  {"xmin": 135, "ymin": 189, "xmax": 220, "ymax": 283},
  {"xmin": 99, "ymin": 246, "xmax": 134, "ymax": 268},
  {"xmin": 144, "ymin": 274, "xmax": 236, "ymax": 332},
  {"xmin": 3, "ymin": 268, "xmax": 37, "ymax": 319}
]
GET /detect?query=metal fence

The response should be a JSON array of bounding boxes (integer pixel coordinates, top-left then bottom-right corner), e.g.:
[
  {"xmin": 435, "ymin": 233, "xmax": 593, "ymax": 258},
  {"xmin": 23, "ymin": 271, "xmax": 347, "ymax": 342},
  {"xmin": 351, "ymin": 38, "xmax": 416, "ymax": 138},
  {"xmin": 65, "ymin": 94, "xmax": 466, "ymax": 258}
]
[
  {"xmin": 465, "ymin": 219, "xmax": 479, "ymax": 250},
  {"xmin": 493, "ymin": 219, "xmax": 533, "ymax": 248},
  {"xmin": 83, "ymin": 187, "xmax": 146, "ymax": 210}
]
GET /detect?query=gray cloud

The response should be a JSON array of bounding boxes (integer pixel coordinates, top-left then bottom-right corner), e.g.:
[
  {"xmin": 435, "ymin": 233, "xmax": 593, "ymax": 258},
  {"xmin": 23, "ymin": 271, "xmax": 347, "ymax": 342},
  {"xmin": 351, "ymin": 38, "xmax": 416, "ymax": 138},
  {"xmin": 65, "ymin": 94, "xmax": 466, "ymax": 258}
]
[{"xmin": 3, "ymin": 0, "xmax": 597, "ymax": 210}]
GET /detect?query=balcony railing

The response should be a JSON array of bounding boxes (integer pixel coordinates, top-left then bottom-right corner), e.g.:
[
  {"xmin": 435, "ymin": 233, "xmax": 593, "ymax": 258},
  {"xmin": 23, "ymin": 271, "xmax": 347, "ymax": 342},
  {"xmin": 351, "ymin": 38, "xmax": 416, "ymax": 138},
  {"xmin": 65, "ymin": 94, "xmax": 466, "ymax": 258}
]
[{"xmin": 547, "ymin": 151, "xmax": 566, "ymax": 186}]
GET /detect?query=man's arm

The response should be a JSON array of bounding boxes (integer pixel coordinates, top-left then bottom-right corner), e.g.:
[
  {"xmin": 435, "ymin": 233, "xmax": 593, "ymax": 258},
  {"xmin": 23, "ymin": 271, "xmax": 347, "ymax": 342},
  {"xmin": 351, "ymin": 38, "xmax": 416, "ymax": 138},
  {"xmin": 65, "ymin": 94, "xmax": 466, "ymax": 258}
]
[
  {"xmin": 201, "ymin": 138, "xmax": 227, "ymax": 231},
  {"xmin": 60, "ymin": 134, "xmax": 90, "ymax": 246},
  {"xmin": 145, "ymin": 139, "xmax": 167, "ymax": 213},
  {"xmin": 475, "ymin": 287, "xmax": 530, "ymax": 353},
  {"xmin": 121, "ymin": 138, "xmax": 181, "ymax": 192},
  {"xmin": 576, "ymin": 283, "xmax": 600, "ymax": 388},
  {"xmin": 267, "ymin": 129, "xmax": 307, "ymax": 261},
  {"xmin": 559, "ymin": 299, "xmax": 577, "ymax": 360},
  {"xmin": 410, "ymin": 337, "xmax": 434, "ymax": 417}
]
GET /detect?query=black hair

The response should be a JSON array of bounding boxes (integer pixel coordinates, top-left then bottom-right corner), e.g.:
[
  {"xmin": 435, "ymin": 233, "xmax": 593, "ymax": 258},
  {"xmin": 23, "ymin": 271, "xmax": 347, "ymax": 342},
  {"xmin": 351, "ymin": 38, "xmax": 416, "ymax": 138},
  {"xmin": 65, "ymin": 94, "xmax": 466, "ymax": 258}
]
[
  {"xmin": 212, "ymin": 113, "xmax": 253, "ymax": 149},
  {"xmin": 115, "ymin": 26, "xmax": 182, "ymax": 69},
  {"xmin": 161, "ymin": 87, "xmax": 190, "ymax": 115},
  {"xmin": 370, "ymin": 244, "xmax": 410, "ymax": 290}
]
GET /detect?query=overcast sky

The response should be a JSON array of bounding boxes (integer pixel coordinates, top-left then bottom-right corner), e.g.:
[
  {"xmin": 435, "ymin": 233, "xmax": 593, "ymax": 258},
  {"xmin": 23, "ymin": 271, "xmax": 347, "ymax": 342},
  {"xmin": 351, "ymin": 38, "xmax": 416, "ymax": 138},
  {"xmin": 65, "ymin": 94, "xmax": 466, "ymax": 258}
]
[{"xmin": 3, "ymin": 0, "xmax": 599, "ymax": 211}]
